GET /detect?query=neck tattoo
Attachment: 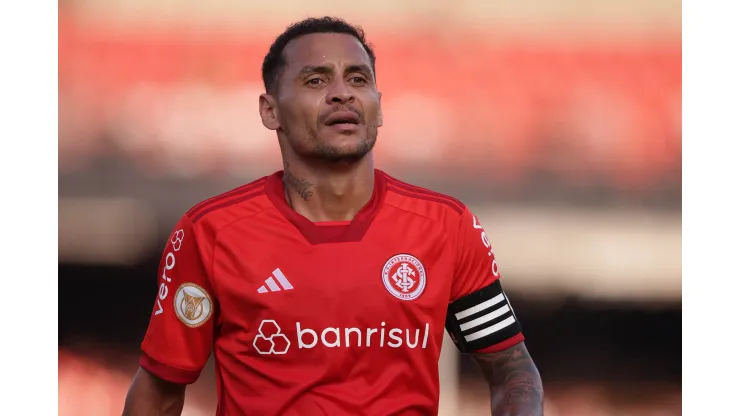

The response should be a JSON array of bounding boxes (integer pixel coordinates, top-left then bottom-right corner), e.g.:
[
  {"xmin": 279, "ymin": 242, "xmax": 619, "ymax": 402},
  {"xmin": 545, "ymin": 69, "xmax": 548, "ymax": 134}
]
[{"xmin": 283, "ymin": 163, "xmax": 314, "ymax": 202}]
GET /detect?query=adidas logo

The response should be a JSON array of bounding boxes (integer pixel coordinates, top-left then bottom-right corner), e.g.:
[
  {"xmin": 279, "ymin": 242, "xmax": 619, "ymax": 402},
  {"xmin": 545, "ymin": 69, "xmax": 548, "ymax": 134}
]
[{"xmin": 257, "ymin": 268, "xmax": 294, "ymax": 293}]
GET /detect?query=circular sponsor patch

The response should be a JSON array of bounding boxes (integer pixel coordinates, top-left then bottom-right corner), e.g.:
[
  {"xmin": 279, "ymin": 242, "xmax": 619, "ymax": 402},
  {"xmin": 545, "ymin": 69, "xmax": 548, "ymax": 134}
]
[
  {"xmin": 173, "ymin": 283, "xmax": 213, "ymax": 328},
  {"xmin": 382, "ymin": 254, "xmax": 426, "ymax": 301}
]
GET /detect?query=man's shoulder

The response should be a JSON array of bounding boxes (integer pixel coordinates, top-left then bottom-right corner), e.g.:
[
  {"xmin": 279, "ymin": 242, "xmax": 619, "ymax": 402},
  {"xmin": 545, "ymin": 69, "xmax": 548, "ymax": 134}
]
[
  {"xmin": 381, "ymin": 171, "xmax": 468, "ymax": 222},
  {"xmin": 184, "ymin": 174, "xmax": 274, "ymax": 230}
]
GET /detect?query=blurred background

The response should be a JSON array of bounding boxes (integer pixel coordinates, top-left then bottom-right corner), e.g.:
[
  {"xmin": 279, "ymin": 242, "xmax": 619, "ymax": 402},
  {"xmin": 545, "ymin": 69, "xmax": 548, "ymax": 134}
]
[{"xmin": 58, "ymin": 0, "xmax": 681, "ymax": 415}]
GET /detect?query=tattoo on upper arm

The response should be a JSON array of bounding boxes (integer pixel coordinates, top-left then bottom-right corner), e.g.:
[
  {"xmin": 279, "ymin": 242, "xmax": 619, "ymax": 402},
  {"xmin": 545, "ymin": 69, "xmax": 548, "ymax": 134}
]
[
  {"xmin": 473, "ymin": 343, "xmax": 544, "ymax": 415},
  {"xmin": 283, "ymin": 162, "xmax": 314, "ymax": 201}
]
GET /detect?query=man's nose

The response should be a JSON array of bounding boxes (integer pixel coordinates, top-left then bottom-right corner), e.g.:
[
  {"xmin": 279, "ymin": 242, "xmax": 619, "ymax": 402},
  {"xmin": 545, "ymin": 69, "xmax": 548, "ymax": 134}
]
[{"xmin": 326, "ymin": 79, "xmax": 354, "ymax": 104}]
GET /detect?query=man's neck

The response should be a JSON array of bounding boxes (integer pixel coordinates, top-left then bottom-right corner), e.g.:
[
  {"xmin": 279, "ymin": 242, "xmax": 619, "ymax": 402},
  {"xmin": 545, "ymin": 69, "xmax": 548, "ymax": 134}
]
[{"xmin": 281, "ymin": 158, "xmax": 375, "ymax": 223}]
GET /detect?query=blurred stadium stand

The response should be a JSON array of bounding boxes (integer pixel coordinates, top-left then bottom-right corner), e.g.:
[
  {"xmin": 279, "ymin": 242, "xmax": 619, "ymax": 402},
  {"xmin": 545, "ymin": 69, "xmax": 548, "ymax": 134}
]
[{"xmin": 58, "ymin": 1, "xmax": 681, "ymax": 414}]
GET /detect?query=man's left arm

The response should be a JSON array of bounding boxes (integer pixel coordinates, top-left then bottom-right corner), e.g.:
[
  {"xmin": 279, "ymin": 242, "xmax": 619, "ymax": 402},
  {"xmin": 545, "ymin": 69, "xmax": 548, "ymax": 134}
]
[
  {"xmin": 447, "ymin": 207, "xmax": 544, "ymax": 416},
  {"xmin": 471, "ymin": 343, "xmax": 544, "ymax": 416}
]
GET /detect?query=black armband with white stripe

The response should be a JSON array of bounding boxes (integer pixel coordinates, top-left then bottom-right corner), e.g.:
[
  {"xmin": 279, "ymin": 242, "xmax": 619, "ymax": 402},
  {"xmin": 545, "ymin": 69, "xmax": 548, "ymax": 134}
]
[{"xmin": 445, "ymin": 280, "xmax": 521, "ymax": 353}]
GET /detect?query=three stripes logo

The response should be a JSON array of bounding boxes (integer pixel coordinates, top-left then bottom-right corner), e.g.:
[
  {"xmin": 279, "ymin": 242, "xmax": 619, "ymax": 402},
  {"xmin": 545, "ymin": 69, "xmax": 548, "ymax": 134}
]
[
  {"xmin": 445, "ymin": 280, "xmax": 521, "ymax": 352},
  {"xmin": 257, "ymin": 268, "xmax": 294, "ymax": 294}
]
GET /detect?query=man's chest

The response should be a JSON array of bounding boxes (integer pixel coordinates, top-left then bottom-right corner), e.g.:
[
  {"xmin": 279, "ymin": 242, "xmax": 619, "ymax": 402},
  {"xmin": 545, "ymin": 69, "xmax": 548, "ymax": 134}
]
[{"xmin": 212, "ymin": 217, "xmax": 456, "ymax": 332}]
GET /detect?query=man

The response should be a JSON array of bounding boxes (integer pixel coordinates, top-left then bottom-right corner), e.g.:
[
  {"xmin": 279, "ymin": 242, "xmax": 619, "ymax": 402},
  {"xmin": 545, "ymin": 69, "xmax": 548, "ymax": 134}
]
[{"xmin": 123, "ymin": 17, "xmax": 543, "ymax": 416}]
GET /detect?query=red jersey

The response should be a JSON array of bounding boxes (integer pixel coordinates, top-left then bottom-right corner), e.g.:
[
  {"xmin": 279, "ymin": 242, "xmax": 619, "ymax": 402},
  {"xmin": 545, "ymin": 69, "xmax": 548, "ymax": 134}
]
[{"xmin": 140, "ymin": 170, "xmax": 525, "ymax": 415}]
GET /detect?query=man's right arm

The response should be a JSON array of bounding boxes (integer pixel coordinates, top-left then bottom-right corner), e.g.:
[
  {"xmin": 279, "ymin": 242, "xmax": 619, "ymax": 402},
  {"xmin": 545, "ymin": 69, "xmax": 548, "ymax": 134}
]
[
  {"xmin": 123, "ymin": 215, "xmax": 216, "ymax": 415},
  {"xmin": 122, "ymin": 367, "xmax": 186, "ymax": 416}
]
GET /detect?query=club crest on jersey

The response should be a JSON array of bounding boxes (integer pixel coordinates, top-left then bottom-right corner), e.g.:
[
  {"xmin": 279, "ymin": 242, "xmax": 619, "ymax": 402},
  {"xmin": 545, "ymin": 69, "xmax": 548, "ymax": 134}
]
[{"xmin": 382, "ymin": 254, "xmax": 426, "ymax": 301}]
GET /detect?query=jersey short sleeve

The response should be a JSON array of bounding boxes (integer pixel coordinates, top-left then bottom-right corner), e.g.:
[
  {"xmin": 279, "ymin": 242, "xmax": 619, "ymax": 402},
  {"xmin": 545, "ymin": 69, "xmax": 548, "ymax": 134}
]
[
  {"xmin": 139, "ymin": 215, "xmax": 216, "ymax": 384},
  {"xmin": 445, "ymin": 207, "xmax": 525, "ymax": 354}
]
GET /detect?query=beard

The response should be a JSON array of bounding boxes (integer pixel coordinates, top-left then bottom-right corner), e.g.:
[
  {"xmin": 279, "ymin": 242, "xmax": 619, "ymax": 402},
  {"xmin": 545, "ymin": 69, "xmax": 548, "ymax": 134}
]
[{"xmin": 283, "ymin": 122, "xmax": 378, "ymax": 165}]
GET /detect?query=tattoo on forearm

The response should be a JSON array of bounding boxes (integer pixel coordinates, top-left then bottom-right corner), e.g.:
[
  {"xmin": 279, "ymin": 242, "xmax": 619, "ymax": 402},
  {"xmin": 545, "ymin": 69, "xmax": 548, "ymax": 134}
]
[
  {"xmin": 283, "ymin": 162, "xmax": 314, "ymax": 201},
  {"xmin": 474, "ymin": 344, "xmax": 544, "ymax": 416}
]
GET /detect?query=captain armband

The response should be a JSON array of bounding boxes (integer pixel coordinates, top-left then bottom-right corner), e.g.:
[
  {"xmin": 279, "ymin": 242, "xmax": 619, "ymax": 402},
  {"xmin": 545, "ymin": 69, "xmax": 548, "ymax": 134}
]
[{"xmin": 445, "ymin": 280, "xmax": 522, "ymax": 353}]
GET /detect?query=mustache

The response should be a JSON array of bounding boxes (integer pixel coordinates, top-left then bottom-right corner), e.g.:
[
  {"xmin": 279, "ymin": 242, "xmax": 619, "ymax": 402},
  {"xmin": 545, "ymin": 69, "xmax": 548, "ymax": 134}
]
[{"xmin": 318, "ymin": 106, "xmax": 365, "ymax": 124}]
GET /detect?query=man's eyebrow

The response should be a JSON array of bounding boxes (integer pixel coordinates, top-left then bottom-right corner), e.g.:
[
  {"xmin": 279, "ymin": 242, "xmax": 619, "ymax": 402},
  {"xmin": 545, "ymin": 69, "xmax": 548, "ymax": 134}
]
[
  {"xmin": 297, "ymin": 65, "xmax": 334, "ymax": 76},
  {"xmin": 345, "ymin": 64, "xmax": 373, "ymax": 75},
  {"xmin": 297, "ymin": 64, "xmax": 374, "ymax": 77}
]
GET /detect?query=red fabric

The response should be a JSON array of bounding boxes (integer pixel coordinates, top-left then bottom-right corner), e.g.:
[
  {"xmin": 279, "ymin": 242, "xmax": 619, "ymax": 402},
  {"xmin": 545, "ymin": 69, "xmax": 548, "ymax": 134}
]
[
  {"xmin": 450, "ymin": 204, "xmax": 504, "ymax": 302},
  {"xmin": 139, "ymin": 170, "xmax": 528, "ymax": 415},
  {"xmin": 264, "ymin": 170, "xmax": 386, "ymax": 244},
  {"xmin": 139, "ymin": 352, "xmax": 201, "ymax": 384},
  {"xmin": 314, "ymin": 221, "xmax": 352, "ymax": 227},
  {"xmin": 140, "ymin": 214, "xmax": 217, "ymax": 385},
  {"xmin": 474, "ymin": 333, "xmax": 526, "ymax": 354}
]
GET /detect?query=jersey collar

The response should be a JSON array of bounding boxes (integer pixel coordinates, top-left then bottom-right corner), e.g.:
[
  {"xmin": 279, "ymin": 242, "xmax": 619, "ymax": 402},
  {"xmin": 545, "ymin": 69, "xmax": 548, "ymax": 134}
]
[{"xmin": 265, "ymin": 169, "xmax": 386, "ymax": 245}]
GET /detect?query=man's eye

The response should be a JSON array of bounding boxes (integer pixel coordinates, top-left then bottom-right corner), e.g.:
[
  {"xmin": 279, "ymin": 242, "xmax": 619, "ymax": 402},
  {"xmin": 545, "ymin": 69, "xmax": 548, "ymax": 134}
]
[
  {"xmin": 349, "ymin": 77, "xmax": 367, "ymax": 84},
  {"xmin": 307, "ymin": 78, "xmax": 324, "ymax": 85}
]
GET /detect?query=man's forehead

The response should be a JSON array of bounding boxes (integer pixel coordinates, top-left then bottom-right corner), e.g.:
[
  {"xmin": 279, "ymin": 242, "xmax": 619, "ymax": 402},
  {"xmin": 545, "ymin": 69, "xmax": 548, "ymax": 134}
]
[{"xmin": 282, "ymin": 33, "xmax": 370, "ymax": 70}]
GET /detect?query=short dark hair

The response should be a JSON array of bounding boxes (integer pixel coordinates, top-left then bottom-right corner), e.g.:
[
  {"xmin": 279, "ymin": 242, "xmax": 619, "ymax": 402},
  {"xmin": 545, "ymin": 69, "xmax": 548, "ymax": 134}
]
[{"xmin": 261, "ymin": 17, "xmax": 377, "ymax": 94}]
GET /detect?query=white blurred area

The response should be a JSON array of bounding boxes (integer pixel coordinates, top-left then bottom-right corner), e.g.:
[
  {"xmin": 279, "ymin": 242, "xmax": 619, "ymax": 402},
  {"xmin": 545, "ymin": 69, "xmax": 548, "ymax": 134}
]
[{"xmin": 58, "ymin": 197, "xmax": 681, "ymax": 298}]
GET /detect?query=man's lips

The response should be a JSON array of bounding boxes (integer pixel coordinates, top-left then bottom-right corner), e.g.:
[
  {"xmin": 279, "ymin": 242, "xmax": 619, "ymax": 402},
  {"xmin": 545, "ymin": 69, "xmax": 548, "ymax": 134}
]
[{"xmin": 324, "ymin": 111, "xmax": 360, "ymax": 126}]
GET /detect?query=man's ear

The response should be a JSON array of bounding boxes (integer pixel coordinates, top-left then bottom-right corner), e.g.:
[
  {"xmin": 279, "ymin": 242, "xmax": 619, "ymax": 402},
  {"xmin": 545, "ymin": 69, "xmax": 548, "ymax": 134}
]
[
  {"xmin": 259, "ymin": 93, "xmax": 280, "ymax": 130},
  {"xmin": 377, "ymin": 91, "xmax": 383, "ymax": 127}
]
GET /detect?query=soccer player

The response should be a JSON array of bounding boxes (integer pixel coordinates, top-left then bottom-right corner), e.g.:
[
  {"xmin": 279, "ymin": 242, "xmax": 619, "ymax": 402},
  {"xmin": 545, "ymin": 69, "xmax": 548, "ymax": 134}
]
[{"xmin": 123, "ymin": 17, "xmax": 543, "ymax": 416}]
